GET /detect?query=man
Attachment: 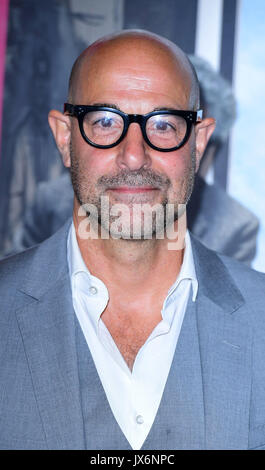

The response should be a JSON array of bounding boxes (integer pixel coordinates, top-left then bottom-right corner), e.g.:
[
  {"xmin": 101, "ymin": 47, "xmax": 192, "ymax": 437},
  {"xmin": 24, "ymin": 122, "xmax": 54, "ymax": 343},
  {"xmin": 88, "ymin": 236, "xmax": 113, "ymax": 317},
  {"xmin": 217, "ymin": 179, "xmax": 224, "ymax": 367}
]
[
  {"xmin": 9, "ymin": 55, "xmax": 259, "ymax": 265},
  {"xmin": 0, "ymin": 30, "xmax": 265, "ymax": 450}
]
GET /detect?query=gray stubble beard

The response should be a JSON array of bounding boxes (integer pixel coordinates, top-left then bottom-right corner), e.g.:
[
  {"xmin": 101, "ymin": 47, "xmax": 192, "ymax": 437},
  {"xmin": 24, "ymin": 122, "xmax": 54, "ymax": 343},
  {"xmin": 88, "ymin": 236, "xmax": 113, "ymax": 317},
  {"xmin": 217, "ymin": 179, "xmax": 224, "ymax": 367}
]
[{"xmin": 69, "ymin": 140, "xmax": 196, "ymax": 240}]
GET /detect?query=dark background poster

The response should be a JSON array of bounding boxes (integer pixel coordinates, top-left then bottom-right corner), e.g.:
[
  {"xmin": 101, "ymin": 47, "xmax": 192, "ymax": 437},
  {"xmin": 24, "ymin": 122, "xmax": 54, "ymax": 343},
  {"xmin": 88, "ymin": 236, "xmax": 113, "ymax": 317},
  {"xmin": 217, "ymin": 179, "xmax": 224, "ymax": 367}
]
[{"xmin": 1, "ymin": 0, "xmax": 252, "ymax": 262}]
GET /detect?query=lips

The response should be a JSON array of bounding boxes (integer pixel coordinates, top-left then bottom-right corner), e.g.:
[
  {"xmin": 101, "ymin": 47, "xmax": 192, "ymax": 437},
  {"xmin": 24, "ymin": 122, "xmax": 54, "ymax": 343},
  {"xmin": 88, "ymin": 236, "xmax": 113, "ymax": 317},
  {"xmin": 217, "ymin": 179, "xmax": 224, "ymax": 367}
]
[{"xmin": 108, "ymin": 186, "xmax": 159, "ymax": 193}]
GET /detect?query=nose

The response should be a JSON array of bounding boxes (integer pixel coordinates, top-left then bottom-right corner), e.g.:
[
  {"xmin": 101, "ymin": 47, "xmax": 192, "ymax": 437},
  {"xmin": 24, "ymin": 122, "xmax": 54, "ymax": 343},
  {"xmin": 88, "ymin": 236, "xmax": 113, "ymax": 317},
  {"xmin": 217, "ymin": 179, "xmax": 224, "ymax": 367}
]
[{"xmin": 116, "ymin": 122, "xmax": 152, "ymax": 171}]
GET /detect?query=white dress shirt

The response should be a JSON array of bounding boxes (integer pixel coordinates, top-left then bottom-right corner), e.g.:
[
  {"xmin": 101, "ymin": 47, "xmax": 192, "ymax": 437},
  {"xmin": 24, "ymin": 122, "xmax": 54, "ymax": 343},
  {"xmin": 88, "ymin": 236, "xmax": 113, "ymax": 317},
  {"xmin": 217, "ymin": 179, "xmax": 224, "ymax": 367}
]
[{"xmin": 67, "ymin": 221, "xmax": 198, "ymax": 450}]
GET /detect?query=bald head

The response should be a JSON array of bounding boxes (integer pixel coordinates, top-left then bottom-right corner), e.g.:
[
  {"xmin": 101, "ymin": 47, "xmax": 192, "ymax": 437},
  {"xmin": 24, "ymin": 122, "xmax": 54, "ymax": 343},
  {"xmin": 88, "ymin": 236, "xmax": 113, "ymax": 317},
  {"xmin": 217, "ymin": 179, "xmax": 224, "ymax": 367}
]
[{"xmin": 67, "ymin": 29, "xmax": 200, "ymax": 110}]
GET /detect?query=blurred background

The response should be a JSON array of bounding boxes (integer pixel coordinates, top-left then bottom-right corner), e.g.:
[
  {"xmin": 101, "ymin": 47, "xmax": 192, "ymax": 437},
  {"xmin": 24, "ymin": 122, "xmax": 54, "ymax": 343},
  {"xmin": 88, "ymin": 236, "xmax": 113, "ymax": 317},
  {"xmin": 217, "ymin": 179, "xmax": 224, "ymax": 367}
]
[{"xmin": 0, "ymin": 0, "xmax": 264, "ymax": 270}]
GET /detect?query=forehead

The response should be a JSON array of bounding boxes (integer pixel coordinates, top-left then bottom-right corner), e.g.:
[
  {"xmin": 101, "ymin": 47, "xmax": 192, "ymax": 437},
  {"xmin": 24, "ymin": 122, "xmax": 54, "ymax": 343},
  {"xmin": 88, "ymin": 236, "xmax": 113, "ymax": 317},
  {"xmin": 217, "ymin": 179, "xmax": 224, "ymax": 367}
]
[{"xmin": 74, "ymin": 38, "xmax": 192, "ymax": 110}]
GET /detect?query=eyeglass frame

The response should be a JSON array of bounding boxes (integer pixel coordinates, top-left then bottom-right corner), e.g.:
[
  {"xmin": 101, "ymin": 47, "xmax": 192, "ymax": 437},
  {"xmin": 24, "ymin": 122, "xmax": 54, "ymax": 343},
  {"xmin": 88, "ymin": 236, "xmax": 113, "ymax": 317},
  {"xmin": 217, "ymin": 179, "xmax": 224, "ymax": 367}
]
[{"xmin": 64, "ymin": 103, "xmax": 203, "ymax": 152}]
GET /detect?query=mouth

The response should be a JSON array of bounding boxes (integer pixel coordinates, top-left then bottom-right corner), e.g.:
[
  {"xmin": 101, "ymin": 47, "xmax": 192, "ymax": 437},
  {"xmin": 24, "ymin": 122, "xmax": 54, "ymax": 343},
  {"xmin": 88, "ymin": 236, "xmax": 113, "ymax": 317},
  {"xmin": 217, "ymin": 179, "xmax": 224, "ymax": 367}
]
[{"xmin": 107, "ymin": 186, "xmax": 160, "ymax": 193}]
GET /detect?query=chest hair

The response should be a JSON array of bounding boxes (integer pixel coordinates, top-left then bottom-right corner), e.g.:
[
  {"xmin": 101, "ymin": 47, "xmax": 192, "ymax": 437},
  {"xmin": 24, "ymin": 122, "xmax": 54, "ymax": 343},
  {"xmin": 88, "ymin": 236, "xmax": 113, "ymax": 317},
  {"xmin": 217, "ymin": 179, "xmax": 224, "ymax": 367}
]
[{"xmin": 102, "ymin": 312, "xmax": 161, "ymax": 371}]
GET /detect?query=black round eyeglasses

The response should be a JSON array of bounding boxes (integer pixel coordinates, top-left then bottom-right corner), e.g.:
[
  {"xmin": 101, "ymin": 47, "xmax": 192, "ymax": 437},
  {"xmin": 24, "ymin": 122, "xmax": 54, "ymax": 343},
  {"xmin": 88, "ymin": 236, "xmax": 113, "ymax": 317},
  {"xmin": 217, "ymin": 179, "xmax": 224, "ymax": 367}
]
[{"xmin": 64, "ymin": 103, "xmax": 203, "ymax": 152}]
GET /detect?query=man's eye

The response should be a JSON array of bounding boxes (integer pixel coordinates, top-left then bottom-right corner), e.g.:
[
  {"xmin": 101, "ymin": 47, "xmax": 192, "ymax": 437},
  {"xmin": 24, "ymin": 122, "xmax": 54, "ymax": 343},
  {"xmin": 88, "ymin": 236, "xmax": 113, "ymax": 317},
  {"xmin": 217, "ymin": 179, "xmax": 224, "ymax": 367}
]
[
  {"xmin": 153, "ymin": 120, "xmax": 175, "ymax": 132},
  {"xmin": 94, "ymin": 118, "xmax": 113, "ymax": 128},
  {"xmin": 155, "ymin": 121, "xmax": 170, "ymax": 131}
]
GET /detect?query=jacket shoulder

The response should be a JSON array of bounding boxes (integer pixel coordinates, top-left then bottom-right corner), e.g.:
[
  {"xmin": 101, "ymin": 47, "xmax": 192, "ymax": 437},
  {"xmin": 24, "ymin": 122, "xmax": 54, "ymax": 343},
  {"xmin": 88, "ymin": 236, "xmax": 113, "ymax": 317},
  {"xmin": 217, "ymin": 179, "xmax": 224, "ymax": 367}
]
[
  {"xmin": 191, "ymin": 232, "xmax": 265, "ymax": 304},
  {"xmin": 0, "ymin": 216, "xmax": 71, "ymax": 310},
  {"xmin": 0, "ymin": 245, "xmax": 39, "ymax": 294},
  {"xmin": 218, "ymin": 250, "xmax": 265, "ymax": 287},
  {"xmin": 219, "ymin": 255, "xmax": 265, "ymax": 323}
]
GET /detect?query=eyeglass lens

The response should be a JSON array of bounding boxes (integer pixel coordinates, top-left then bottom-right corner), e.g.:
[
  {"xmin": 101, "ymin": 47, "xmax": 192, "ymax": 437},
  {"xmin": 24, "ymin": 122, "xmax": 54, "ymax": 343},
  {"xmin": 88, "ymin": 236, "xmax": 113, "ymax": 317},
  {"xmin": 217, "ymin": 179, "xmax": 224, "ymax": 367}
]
[{"xmin": 82, "ymin": 110, "xmax": 188, "ymax": 149}]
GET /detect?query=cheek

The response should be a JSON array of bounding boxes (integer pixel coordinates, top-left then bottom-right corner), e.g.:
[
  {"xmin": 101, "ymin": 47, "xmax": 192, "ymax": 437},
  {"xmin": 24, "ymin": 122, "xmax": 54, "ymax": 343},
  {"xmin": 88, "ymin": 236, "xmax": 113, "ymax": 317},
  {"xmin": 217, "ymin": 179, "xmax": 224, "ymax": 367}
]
[
  {"xmin": 71, "ymin": 130, "xmax": 115, "ymax": 178},
  {"xmin": 155, "ymin": 148, "xmax": 192, "ymax": 182}
]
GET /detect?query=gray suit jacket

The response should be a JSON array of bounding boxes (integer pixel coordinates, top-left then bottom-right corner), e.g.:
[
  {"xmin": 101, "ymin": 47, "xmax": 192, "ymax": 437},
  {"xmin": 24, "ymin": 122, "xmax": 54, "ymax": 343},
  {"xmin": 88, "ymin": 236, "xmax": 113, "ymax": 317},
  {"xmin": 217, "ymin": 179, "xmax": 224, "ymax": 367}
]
[
  {"xmin": 11, "ymin": 172, "xmax": 259, "ymax": 265},
  {"xmin": 1, "ymin": 217, "xmax": 265, "ymax": 449}
]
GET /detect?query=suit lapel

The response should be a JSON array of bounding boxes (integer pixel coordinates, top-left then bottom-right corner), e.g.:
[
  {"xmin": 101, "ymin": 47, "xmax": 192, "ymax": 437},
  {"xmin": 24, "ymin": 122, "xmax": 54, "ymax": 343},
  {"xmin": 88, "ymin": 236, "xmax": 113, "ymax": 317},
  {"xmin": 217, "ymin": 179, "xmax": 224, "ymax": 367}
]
[
  {"xmin": 15, "ymin": 274, "xmax": 85, "ymax": 450},
  {"xmin": 145, "ymin": 236, "xmax": 252, "ymax": 450},
  {"xmin": 15, "ymin": 218, "xmax": 85, "ymax": 449},
  {"xmin": 191, "ymin": 235, "xmax": 252, "ymax": 449},
  {"xmin": 196, "ymin": 293, "xmax": 252, "ymax": 449},
  {"xmin": 143, "ymin": 293, "xmax": 205, "ymax": 449}
]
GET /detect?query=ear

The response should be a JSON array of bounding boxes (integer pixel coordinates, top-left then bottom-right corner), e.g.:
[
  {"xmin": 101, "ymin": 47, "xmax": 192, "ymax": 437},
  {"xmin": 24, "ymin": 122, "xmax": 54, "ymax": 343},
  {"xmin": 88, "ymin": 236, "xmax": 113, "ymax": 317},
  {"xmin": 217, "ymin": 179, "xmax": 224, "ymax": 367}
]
[
  {"xmin": 194, "ymin": 118, "xmax": 216, "ymax": 172},
  {"xmin": 48, "ymin": 110, "xmax": 71, "ymax": 168}
]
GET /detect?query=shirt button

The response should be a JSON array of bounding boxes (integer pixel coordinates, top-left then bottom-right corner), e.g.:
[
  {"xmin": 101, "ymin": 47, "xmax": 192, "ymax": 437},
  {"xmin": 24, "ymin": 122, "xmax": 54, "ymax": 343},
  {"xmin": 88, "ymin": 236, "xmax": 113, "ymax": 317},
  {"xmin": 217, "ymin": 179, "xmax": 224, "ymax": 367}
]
[
  {"xmin": 136, "ymin": 415, "xmax": 144, "ymax": 425},
  {"xmin": 89, "ymin": 286, "xmax": 98, "ymax": 295}
]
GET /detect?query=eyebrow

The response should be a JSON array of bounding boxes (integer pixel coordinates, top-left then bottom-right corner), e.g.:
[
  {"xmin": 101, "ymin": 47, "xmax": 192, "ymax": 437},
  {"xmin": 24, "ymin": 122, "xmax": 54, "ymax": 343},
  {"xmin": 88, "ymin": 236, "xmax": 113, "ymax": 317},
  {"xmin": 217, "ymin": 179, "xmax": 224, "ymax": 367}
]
[
  {"xmin": 152, "ymin": 106, "xmax": 183, "ymax": 112},
  {"xmin": 90, "ymin": 103, "xmax": 123, "ymax": 111},
  {"xmin": 90, "ymin": 103, "xmax": 183, "ymax": 113}
]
